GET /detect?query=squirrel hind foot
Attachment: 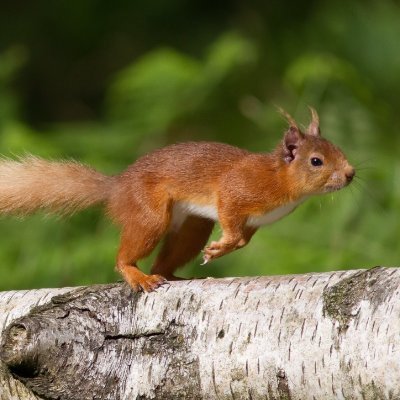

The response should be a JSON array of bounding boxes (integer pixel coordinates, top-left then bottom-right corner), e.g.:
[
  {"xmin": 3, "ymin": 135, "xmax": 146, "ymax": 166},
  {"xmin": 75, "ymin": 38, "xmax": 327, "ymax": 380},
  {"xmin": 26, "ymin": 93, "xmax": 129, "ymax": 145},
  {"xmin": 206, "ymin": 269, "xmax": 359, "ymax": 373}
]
[
  {"xmin": 118, "ymin": 264, "xmax": 168, "ymax": 292},
  {"xmin": 138, "ymin": 274, "xmax": 168, "ymax": 292}
]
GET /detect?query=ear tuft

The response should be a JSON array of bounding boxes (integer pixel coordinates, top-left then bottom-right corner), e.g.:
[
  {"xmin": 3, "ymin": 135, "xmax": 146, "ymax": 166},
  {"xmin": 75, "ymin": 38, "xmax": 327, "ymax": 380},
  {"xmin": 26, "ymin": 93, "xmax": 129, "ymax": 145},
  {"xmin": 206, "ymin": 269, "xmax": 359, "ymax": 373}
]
[
  {"xmin": 277, "ymin": 107, "xmax": 300, "ymax": 131},
  {"xmin": 283, "ymin": 126, "xmax": 304, "ymax": 163},
  {"xmin": 307, "ymin": 106, "xmax": 321, "ymax": 136}
]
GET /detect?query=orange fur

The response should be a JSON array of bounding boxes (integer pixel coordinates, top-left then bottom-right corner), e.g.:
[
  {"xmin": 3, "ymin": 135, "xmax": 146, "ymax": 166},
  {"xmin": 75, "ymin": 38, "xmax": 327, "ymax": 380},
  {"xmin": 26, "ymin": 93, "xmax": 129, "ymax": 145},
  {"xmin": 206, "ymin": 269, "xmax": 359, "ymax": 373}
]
[
  {"xmin": 0, "ymin": 156, "xmax": 111, "ymax": 214},
  {"xmin": 151, "ymin": 215, "xmax": 215, "ymax": 279},
  {"xmin": 0, "ymin": 109, "xmax": 355, "ymax": 291}
]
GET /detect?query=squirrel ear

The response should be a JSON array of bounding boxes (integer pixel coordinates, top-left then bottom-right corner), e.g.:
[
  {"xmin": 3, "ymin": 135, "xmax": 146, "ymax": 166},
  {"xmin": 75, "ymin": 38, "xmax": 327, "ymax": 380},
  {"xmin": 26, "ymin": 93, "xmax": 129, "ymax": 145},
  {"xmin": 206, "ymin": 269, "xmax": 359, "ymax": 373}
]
[
  {"xmin": 277, "ymin": 107, "xmax": 304, "ymax": 162},
  {"xmin": 283, "ymin": 126, "xmax": 304, "ymax": 163},
  {"xmin": 307, "ymin": 107, "xmax": 321, "ymax": 136}
]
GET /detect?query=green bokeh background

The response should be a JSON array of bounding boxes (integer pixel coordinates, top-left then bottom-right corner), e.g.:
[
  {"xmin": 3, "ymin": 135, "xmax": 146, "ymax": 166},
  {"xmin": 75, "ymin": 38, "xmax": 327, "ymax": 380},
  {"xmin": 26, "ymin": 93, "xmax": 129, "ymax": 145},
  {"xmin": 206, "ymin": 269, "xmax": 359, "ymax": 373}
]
[{"xmin": 0, "ymin": 1, "xmax": 399, "ymax": 290}]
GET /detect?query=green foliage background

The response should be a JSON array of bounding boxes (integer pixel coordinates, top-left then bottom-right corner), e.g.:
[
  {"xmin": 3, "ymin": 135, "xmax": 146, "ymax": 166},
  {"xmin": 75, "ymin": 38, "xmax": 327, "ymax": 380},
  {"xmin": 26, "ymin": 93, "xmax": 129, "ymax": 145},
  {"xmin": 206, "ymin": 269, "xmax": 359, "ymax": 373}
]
[{"xmin": 0, "ymin": 1, "xmax": 399, "ymax": 290}]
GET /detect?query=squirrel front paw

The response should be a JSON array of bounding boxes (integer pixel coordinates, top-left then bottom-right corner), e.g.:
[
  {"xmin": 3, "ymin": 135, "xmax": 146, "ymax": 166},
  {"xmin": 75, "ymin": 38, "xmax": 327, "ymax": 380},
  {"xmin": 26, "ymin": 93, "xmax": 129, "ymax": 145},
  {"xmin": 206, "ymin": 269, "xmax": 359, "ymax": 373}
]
[{"xmin": 202, "ymin": 241, "xmax": 231, "ymax": 264}]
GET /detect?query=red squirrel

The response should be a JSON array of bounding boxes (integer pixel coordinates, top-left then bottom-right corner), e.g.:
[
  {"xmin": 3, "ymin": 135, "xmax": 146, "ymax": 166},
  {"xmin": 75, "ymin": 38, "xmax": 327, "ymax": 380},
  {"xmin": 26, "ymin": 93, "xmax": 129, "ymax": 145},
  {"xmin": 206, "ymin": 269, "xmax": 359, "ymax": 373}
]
[{"xmin": 0, "ymin": 108, "xmax": 354, "ymax": 291}]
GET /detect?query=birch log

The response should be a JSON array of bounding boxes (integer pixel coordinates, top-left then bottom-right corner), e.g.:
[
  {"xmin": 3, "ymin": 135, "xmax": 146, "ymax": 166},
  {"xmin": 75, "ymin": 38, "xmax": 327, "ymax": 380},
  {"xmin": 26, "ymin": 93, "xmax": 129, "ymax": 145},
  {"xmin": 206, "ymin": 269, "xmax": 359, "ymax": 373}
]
[{"xmin": 0, "ymin": 267, "xmax": 399, "ymax": 400}]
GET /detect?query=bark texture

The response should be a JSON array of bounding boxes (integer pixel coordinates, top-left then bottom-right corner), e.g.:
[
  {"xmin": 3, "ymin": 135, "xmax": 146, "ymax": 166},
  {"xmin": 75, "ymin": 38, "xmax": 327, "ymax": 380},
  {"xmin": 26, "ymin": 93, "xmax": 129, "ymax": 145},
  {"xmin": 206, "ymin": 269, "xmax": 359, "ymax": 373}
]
[
  {"xmin": 0, "ymin": 267, "xmax": 399, "ymax": 400},
  {"xmin": 0, "ymin": 288, "xmax": 72, "ymax": 400}
]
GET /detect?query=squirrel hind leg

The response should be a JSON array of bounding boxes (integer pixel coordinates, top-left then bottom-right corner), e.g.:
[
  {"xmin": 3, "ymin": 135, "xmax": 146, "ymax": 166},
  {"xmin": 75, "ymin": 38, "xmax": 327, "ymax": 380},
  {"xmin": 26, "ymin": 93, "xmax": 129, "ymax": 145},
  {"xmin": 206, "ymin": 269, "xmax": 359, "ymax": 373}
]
[
  {"xmin": 151, "ymin": 215, "xmax": 214, "ymax": 280},
  {"xmin": 116, "ymin": 202, "xmax": 172, "ymax": 292}
]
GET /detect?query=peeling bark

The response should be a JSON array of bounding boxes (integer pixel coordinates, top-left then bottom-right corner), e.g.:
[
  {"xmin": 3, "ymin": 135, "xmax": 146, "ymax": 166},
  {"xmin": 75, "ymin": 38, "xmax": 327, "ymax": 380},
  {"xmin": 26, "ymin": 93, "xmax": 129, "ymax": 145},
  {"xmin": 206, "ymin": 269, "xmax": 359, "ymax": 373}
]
[{"xmin": 0, "ymin": 267, "xmax": 399, "ymax": 399}]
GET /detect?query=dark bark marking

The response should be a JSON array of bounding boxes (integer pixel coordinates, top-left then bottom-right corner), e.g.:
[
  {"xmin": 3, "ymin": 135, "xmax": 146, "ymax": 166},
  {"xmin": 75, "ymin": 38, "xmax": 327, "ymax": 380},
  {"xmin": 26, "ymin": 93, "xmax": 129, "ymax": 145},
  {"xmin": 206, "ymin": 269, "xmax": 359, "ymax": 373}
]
[
  {"xmin": 229, "ymin": 381, "xmax": 235, "ymax": 399},
  {"xmin": 323, "ymin": 267, "xmax": 397, "ymax": 332},
  {"xmin": 211, "ymin": 361, "xmax": 218, "ymax": 397},
  {"xmin": 312, "ymin": 279, "xmax": 318, "ymax": 288},
  {"xmin": 248, "ymin": 387, "xmax": 254, "ymax": 400},
  {"xmin": 276, "ymin": 369, "xmax": 292, "ymax": 400},
  {"xmin": 246, "ymin": 332, "xmax": 251, "ymax": 344},
  {"xmin": 268, "ymin": 315, "xmax": 274, "ymax": 330},
  {"xmin": 254, "ymin": 321, "xmax": 258, "ymax": 337},
  {"xmin": 300, "ymin": 318, "xmax": 306, "ymax": 338},
  {"xmin": 279, "ymin": 307, "xmax": 285, "ymax": 324},
  {"xmin": 311, "ymin": 322, "xmax": 318, "ymax": 342}
]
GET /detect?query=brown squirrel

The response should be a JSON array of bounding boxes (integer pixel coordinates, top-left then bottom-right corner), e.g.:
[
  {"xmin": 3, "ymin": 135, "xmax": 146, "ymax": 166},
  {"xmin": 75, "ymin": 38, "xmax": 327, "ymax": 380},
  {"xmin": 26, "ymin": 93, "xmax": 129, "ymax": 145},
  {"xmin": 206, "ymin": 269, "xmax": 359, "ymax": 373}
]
[{"xmin": 0, "ymin": 108, "xmax": 354, "ymax": 291}]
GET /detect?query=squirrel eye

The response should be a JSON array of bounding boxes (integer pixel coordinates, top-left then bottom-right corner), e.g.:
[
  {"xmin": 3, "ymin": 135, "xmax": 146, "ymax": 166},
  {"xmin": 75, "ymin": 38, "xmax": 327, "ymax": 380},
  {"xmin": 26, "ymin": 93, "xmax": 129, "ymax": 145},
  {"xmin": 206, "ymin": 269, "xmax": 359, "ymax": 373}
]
[{"xmin": 310, "ymin": 157, "xmax": 323, "ymax": 167}]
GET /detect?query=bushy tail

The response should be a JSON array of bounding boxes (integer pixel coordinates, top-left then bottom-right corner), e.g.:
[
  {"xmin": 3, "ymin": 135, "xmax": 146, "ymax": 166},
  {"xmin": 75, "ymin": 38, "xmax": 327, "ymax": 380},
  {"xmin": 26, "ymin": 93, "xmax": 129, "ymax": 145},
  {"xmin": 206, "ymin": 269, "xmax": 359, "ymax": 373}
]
[{"xmin": 0, "ymin": 156, "xmax": 113, "ymax": 215}]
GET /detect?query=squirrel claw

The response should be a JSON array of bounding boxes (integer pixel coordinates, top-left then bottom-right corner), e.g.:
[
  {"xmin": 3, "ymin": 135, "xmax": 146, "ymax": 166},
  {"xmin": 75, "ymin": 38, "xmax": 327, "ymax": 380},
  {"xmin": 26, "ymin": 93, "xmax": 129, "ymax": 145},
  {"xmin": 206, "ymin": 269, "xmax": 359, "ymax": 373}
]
[
  {"xmin": 140, "ymin": 275, "xmax": 168, "ymax": 292},
  {"xmin": 201, "ymin": 255, "xmax": 210, "ymax": 265},
  {"xmin": 130, "ymin": 274, "xmax": 168, "ymax": 293}
]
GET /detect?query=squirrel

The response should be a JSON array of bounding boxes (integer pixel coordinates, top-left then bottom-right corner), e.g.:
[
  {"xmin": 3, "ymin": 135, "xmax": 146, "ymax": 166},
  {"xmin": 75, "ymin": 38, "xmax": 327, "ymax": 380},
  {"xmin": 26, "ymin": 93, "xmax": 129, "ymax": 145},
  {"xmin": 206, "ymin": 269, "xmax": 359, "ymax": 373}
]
[{"xmin": 0, "ymin": 108, "xmax": 354, "ymax": 292}]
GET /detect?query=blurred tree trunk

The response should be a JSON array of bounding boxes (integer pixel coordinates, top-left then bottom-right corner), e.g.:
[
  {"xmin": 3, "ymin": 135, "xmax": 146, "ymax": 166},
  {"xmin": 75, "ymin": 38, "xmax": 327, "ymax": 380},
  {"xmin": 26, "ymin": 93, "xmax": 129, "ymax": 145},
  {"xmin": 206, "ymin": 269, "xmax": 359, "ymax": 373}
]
[{"xmin": 1, "ymin": 267, "xmax": 399, "ymax": 400}]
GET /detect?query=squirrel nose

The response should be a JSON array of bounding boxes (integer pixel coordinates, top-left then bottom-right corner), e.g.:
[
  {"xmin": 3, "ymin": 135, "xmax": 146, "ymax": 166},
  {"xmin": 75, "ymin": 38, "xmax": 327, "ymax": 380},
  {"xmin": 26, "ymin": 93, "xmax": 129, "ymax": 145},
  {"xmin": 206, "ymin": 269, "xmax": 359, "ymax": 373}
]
[{"xmin": 345, "ymin": 167, "xmax": 355, "ymax": 183}]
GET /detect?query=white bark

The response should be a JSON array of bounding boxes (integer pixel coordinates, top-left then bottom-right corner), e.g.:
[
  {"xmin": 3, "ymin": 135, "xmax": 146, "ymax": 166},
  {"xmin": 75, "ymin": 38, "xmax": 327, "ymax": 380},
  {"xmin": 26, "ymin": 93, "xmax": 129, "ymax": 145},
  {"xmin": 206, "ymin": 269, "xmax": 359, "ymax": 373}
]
[{"xmin": 0, "ymin": 267, "xmax": 399, "ymax": 399}]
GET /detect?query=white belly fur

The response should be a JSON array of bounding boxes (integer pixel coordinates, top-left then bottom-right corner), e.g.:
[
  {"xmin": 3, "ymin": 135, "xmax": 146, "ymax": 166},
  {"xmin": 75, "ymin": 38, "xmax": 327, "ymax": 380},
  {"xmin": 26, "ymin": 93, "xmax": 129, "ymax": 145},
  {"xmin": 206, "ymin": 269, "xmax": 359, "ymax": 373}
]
[
  {"xmin": 169, "ymin": 202, "xmax": 218, "ymax": 231},
  {"xmin": 170, "ymin": 199, "xmax": 305, "ymax": 231},
  {"xmin": 246, "ymin": 200, "xmax": 303, "ymax": 227}
]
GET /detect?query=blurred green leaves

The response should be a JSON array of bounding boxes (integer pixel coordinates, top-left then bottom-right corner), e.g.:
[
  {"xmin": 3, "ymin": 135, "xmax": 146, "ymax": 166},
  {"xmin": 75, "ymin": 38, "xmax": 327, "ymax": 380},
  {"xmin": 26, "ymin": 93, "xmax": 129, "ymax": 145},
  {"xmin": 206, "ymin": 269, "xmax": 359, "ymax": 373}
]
[
  {"xmin": 0, "ymin": 46, "xmax": 28, "ymax": 125},
  {"xmin": 108, "ymin": 48, "xmax": 202, "ymax": 133},
  {"xmin": 204, "ymin": 33, "xmax": 257, "ymax": 84},
  {"xmin": 107, "ymin": 33, "xmax": 257, "ymax": 135},
  {"xmin": 285, "ymin": 53, "xmax": 372, "ymax": 104}
]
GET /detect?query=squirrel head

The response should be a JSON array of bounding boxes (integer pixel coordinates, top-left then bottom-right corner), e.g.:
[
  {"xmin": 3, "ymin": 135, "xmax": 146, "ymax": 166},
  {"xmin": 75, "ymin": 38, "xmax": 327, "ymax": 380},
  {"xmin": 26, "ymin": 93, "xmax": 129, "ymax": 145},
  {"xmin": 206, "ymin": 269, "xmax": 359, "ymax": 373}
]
[{"xmin": 277, "ymin": 107, "xmax": 355, "ymax": 196}]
